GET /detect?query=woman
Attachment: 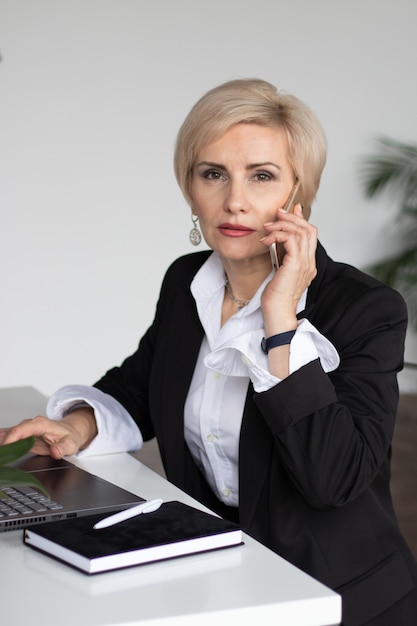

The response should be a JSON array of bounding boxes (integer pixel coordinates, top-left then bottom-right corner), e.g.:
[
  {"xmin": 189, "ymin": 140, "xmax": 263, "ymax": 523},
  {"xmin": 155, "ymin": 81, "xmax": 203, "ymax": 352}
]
[{"xmin": 1, "ymin": 79, "xmax": 417, "ymax": 624}]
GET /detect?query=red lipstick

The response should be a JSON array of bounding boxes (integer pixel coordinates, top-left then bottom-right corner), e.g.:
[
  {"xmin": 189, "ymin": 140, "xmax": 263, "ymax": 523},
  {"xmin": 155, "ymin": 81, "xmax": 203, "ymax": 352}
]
[{"xmin": 218, "ymin": 223, "xmax": 255, "ymax": 237}]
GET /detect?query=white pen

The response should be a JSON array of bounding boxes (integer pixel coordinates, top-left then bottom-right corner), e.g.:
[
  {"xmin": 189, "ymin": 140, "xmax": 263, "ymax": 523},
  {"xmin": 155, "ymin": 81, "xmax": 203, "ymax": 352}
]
[{"xmin": 93, "ymin": 498, "xmax": 163, "ymax": 530}]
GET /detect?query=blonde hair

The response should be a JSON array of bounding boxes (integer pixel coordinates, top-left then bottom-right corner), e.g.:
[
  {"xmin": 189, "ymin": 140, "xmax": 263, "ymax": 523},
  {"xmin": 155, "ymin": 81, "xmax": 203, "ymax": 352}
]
[{"xmin": 174, "ymin": 78, "xmax": 327, "ymax": 219}]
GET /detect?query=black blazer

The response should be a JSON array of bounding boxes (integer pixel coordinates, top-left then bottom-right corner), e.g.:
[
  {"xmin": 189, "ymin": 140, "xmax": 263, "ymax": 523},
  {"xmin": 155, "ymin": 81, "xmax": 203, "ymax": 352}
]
[{"xmin": 95, "ymin": 243, "xmax": 417, "ymax": 625}]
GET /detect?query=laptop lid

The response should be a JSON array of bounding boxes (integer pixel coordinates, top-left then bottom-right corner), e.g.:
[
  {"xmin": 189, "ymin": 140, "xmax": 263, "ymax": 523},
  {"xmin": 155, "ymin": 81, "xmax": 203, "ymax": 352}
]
[{"xmin": 0, "ymin": 454, "xmax": 144, "ymax": 532}]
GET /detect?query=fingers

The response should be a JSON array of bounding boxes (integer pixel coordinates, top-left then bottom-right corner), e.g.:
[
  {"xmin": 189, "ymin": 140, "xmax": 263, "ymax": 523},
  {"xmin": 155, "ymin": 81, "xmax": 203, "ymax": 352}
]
[
  {"xmin": 0, "ymin": 416, "xmax": 50, "ymax": 445},
  {"xmin": 263, "ymin": 205, "xmax": 317, "ymax": 269},
  {"xmin": 0, "ymin": 416, "xmax": 79, "ymax": 458},
  {"xmin": 263, "ymin": 204, "xmax": 315, "ymax": 244}
]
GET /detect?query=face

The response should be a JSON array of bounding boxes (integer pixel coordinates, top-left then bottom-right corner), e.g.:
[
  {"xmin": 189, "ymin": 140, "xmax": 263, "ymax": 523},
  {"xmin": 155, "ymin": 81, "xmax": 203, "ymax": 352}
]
[{"xmin": 190, "ymin": 123, "xmax": 296, "ymax": 268}]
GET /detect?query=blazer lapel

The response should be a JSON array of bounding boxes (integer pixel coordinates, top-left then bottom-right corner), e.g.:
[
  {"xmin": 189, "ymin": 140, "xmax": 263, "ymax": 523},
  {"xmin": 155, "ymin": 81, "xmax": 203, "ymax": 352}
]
[{"xmin": 297, "ymin": 241, "xmax": 329, "ymax": 320}]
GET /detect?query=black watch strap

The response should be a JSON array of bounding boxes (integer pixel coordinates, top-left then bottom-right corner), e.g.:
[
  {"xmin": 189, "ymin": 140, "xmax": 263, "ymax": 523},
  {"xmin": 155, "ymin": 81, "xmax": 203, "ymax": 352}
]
[{"xmin": 261, "ymin": 330, "xmax": 296, "ymax": 354}]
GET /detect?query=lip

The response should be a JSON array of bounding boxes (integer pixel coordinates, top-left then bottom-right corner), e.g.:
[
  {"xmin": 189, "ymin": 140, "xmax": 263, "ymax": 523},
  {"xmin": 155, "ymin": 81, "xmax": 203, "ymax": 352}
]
[{"xmin": 218, "ymin": 223, "xmax": 255, "ymax": 237}]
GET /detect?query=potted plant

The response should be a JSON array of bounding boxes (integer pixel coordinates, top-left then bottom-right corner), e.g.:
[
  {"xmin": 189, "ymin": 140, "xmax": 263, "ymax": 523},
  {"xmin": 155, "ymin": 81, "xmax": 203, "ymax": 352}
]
[
  {"xmin": 360, "ymin": 137, "xmax": 417, "ymax": 331},
  {"xmin": 0, "ymin": 437, "xmax": 47, "ymax": 492}
]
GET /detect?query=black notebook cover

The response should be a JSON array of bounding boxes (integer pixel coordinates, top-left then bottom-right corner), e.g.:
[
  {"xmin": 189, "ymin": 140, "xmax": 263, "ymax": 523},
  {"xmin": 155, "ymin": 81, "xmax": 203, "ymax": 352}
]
[{"xmin": 23, "ymin": 500, "xmax": 243, "ymax": 574}]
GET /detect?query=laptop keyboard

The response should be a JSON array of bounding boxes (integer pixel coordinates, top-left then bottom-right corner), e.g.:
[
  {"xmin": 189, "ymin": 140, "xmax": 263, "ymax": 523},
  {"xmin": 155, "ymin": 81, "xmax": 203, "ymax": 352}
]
[{"xmin": 0, "ymin": 485, "xmax": 64, "ymax": 519}]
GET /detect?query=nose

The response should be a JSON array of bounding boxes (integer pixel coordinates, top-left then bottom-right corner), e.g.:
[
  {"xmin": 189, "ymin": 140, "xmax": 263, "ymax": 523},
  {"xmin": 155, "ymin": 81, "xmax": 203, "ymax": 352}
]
[{"xmin": 224, "ymin": 178, "xmax": 249, "ymax": 214}]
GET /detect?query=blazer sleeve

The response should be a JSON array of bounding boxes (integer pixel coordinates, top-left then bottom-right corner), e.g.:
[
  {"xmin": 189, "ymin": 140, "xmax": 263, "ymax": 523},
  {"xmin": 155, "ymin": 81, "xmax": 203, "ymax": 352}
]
[{"xmin": 254, "ymin": 282, "xmax": 408, "ymax": 510}]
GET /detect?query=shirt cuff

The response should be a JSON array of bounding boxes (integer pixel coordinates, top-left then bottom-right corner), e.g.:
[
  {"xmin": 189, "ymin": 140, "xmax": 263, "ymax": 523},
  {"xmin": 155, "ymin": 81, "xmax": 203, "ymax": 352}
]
[
  {"xmin": 46, "ymin": 385, "xmax": 143, "ymax": 457},
  {"xmin": 204, "ymin": 319, "xmax": 340, "ymax": 393}
]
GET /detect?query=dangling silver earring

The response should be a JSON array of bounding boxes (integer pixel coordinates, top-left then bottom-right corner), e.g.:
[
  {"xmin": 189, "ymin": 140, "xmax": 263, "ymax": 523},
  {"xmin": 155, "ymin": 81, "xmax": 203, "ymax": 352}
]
[{"xmin": 189, "ymin": 214, "xmax": 202, "ymax": 246}]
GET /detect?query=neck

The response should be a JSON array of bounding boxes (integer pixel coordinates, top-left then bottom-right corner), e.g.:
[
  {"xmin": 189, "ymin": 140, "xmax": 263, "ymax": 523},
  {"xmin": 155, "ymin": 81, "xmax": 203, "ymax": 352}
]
[
  {"xmin": 222, "ymin": 255, "xmax": 271, "ymax": 304},
  {"xmin": 225, "ymin": 277, "xmax": 251, "ymax": 309}
]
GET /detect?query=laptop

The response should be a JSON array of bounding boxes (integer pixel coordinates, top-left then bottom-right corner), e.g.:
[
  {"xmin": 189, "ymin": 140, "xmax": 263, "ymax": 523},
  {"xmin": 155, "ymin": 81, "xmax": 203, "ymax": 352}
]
[{"xmin": 0, "ymin": 386, "xmax": 144, "ymax": 532}]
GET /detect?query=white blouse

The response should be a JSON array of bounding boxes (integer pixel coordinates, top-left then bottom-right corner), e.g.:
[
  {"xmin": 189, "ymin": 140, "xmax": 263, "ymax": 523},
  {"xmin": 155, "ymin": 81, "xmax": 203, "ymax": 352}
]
[{"xmin": 183, "ymin": 252, "xmax": 339, "ymax": 505}]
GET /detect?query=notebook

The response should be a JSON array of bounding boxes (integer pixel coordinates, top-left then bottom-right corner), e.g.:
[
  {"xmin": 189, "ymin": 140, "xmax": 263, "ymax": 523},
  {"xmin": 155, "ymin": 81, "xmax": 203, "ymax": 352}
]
[
  {"xmin": 24, "ymin": 500, "xmax": 243, "ymax": 574},
  {"xmin": 0, "ymin": 453, "xmax": 144, "ymax": 533}
]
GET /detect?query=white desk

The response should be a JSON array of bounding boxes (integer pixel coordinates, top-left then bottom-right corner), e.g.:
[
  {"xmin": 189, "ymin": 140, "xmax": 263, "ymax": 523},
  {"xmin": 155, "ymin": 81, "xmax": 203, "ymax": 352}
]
[{"xmin": 0, "ymin": 387, "xmax": 341, "ymax": 625}]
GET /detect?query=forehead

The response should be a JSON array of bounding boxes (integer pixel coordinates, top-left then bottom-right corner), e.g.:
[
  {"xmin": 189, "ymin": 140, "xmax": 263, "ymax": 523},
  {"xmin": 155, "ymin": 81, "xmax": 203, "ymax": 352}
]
[{"xmin": 196, "ymin": 123, "xmax": 289, "ymax": 161}]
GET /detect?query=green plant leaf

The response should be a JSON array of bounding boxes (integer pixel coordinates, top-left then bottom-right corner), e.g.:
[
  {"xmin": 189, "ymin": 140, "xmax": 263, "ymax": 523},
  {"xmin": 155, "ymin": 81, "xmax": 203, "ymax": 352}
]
[
  {"xmin": 360, "ymin": 136, "xmax": 417, "ymax": 333},
  {"xmin": 0, "ymin": 466, "xmax": 49, "ymax": 495},
  {"xmin": 359, "ymin": 137, "xmax": 417, "ymax": 211},
  {"xmin": 0, "ymin": 437, "xmax": 35, "ymax": 466}
]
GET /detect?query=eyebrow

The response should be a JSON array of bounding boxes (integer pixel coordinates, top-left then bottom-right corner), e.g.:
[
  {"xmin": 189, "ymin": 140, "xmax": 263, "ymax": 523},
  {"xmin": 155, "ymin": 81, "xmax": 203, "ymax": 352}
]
[
  {"xmin": 195, "ymin": 160, "xmax": 282, "ymax": 171},
  {"xmin": 248, "ymin": 161, "xmax": 281, "ymax": 170}
]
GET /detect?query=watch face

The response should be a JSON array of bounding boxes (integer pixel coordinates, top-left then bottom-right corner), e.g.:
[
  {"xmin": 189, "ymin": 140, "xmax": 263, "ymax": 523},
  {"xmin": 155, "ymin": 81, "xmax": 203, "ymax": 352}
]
[{"xmin": 261, "ymin": 337, "xmax": 268, "ymax": 354}]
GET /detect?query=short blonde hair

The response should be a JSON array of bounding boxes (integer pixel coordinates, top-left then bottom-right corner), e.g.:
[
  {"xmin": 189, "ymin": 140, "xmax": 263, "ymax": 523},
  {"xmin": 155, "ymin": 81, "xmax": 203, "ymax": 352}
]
[{"xmin": 174, "ymin": 78, "xmax": 327, "ymax": 219}]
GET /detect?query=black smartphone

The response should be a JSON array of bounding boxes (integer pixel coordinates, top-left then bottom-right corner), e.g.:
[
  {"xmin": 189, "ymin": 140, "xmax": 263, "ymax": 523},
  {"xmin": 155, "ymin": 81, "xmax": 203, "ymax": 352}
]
[{"xmin": 269, "ymin": 180, "xmax": 301, "ymax": 271}]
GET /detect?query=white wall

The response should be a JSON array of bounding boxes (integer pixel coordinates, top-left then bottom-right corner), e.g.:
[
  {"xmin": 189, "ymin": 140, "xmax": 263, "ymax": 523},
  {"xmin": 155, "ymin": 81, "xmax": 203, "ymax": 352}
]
[{"xmin": 1, "ymin": 0, "xmax": 417, "ymax": 397}]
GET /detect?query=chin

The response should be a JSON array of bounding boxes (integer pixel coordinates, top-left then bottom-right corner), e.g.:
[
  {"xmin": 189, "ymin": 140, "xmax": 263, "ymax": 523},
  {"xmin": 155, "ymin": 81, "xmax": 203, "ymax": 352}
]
[{"xmin": 218, "ymin": 248, "xmax": 270, "ymax": 265}]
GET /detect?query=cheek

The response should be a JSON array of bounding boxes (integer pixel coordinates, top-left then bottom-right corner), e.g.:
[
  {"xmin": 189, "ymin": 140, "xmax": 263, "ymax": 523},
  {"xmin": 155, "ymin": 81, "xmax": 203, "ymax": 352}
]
[
  {"xmin": 190, "ymin": 189, "xmax": 215, "ymax": 218},
  {"xmin": 263, "ymin": 188, "xmax": 292, "ymax": 216},
  {"xmin": 259, "ymin": 199, "xmax": 281, "ymax": 223}
]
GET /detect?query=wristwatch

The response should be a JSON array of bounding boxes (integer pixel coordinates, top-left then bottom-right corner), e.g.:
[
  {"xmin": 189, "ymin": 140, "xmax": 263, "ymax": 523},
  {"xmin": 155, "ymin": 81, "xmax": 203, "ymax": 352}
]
[{"xmin": 261, "ymin": 330, "xmax": 296, "ymax": 354}]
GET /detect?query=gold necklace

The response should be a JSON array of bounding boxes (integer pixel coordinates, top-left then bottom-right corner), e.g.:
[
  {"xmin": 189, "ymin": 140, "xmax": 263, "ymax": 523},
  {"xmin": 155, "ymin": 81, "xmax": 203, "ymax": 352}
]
[{"xmin": 225, "ymin": 278, "xmax": 251, "ymax": 309}]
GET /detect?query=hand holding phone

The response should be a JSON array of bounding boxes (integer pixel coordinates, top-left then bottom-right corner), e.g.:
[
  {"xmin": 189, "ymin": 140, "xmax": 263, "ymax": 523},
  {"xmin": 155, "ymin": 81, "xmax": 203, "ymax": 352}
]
[{"xmin": 269, "ymin": 180, "xmax": 300, "ymax": 271}]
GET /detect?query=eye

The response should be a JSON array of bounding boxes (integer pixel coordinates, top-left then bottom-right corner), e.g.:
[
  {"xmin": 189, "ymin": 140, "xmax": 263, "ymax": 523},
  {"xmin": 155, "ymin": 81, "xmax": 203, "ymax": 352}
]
[
  {"xmin": 201, "ymin": 169, "xmax": 225, "ymax": 181},
  {"xmin": 253, "ymin": 171, "xmax": 274, "ymax": 182}
]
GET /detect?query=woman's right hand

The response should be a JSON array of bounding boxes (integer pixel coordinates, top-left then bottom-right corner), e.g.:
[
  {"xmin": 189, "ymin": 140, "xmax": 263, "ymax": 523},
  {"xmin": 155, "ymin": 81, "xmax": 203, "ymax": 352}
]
[{"xmin": 0, "ymin": 407, "xmax": 98, "ymax": 459}]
